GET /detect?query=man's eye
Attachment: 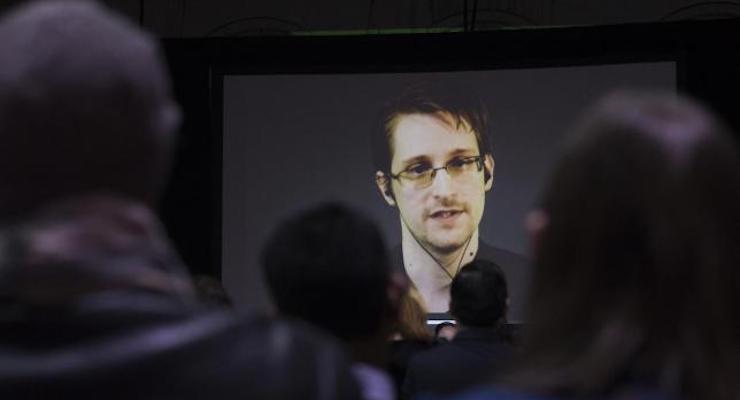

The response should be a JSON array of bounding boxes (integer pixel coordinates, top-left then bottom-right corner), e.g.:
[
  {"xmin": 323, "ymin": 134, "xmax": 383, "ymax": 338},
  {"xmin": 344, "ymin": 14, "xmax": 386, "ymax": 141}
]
[
  {"xmin": 447, "ymin": 158, "xmax": 468, "ymax": 169},
  {"xmin": 406, "ymin": 164, "xmax": 431, "ymax": 175}
]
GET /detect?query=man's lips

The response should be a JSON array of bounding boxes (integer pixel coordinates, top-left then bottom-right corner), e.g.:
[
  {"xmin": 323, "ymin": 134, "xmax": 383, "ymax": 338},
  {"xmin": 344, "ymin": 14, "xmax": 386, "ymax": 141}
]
[{"xmin": 429, "ymin": 209, "xmax": 463, "ymax": 219}]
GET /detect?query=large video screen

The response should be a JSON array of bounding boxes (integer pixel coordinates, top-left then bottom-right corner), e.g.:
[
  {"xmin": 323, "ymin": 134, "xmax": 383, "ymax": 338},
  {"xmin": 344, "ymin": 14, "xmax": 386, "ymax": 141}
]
[{"xmin": 221, "ymin": 62, "xmax": 676, "ymax": 322}]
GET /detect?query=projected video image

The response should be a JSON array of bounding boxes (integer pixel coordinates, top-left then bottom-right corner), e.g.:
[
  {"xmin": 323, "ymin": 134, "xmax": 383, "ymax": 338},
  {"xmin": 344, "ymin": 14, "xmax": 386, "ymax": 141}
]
[
  {"xmin": 371, "ymin": 80, "xmax": 522, "ymax": 314},
  {"xmin": 222, "ymin": 63, "xmax": 676, "ymax": 321}
]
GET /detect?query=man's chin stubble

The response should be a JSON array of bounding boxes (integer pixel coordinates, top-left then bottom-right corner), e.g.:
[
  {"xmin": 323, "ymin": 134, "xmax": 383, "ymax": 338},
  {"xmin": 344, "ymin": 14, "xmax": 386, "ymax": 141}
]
[{"xmin": 425, "ymin": 238, "xmax": 470, "ymax": 255}]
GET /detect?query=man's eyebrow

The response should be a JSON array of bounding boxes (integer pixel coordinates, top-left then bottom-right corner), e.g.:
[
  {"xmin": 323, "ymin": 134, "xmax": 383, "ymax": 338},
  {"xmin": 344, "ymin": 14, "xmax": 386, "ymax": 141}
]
[
  {"xmin": 448, "ymin": 148, "xmax": 479, "ymax": 157},
  {"xmin": 399, "ymin": 155, "xmax": 430, "ymax": 166}
]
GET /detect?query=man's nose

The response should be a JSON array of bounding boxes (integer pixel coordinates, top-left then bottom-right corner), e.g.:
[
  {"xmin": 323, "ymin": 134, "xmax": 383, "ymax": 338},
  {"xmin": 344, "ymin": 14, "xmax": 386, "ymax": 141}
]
[{"xmin": 430, "ymin": 168, "xmax": 455, "ymax": 197}]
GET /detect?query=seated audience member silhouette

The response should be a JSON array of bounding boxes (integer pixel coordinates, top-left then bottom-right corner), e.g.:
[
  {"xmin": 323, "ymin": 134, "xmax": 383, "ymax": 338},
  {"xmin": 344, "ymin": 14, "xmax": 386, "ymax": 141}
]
[
  {"xmin": 390, "ymin": 287, "xmax": 436, "ymax": 396},
  {"xmin": 434, "ymin": 321, "xmax": 458, "ymax": 342},
  {"xmin": 450, "ymin": 92, "xmax": 740, "ymax": 400},
  {"xmin": 0, "ymin": 2, "xmax": 358, "ymax": 399},
  {"xmin": 262, "ymin": 203, "xmax": 408, "ymax": 400},
  {"xmin": 403, "ymin": 260, "xmax": 512, "ymax": 399}
]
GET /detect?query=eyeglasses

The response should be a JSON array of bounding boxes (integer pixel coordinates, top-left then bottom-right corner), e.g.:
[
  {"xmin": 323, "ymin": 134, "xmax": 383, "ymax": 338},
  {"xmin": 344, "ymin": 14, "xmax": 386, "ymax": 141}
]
[{"xmin": 390, "ymin": 155, "xmax": 484, "ymax": 189}]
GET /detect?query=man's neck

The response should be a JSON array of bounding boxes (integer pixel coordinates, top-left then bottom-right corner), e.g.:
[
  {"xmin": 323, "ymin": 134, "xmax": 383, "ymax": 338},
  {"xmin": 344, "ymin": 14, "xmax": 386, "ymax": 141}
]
[{"xmin": 400, "ymin": 223, "xmax": 479, "ymax": 312}]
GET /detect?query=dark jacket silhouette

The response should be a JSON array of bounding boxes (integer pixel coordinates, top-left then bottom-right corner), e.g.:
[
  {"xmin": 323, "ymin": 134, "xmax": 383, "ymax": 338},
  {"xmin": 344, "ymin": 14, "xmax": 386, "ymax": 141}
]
[{"xmin": 402, "ymin": 326, "xmax": 511, "ymax": 398}]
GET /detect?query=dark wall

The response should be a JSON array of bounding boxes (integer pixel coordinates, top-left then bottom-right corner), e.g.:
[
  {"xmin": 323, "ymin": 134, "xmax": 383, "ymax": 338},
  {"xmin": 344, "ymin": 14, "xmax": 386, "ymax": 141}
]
[{"xmin": 3, "ymin": 1, "xmax": 740, "ymax": 37}]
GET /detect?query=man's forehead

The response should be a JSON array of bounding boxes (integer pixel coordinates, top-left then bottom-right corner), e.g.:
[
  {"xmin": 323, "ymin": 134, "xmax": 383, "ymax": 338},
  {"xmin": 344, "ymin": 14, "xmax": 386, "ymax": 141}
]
[
  {"xmin": 389, "ymin": 112, "xmax": 480, "ymax": 163},
  {"xmin": 389, "ymin": 111, "xmax": 474, "ymax": 135}
]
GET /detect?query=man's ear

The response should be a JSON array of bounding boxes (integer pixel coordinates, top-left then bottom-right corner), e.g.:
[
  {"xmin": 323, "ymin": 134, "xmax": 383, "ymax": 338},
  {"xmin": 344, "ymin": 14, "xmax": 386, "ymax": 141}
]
[
  {"xmin": 375, "ymin": 171, "xmax": 396, "ymax": 206},
  {"xmin": 483, "ymin": 154, "xmax": 495, "ymax": 192},
  {"xmin": 526, "ymin": 209, "xmax": 548, "ymax": 260}
]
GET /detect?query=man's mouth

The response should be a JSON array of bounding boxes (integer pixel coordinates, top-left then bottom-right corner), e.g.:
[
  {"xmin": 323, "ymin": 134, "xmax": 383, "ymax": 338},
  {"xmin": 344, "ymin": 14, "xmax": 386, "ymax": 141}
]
[{"xmin": 430, "ymin": 209, "xmax": 463, "ymax": 219}]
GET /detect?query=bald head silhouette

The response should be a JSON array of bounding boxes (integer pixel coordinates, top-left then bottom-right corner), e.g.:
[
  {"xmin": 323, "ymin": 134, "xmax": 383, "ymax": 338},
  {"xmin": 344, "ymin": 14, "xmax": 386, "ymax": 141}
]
[{"xmin": 0, "ymin": 0, "xmax": 180, "ymax": 221}]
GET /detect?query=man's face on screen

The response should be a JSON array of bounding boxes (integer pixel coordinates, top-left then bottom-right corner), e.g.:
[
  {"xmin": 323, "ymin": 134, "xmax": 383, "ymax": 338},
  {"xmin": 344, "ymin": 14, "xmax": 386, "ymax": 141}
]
[{"xmin": 386, "ymin": 113, "xmax": 492, "ymax": 254}]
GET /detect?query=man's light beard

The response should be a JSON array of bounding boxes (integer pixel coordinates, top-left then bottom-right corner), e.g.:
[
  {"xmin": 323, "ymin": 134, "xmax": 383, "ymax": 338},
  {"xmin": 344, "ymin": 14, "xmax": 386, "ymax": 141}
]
[{"xmin": 422, "ymin": 222, "xmax": 475, "ymax": 255}]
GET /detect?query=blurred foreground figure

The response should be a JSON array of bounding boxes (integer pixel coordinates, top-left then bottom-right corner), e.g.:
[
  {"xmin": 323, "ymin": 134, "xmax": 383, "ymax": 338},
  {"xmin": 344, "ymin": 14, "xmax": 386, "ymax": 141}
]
[
  {"xmin": 0, "ymin": 2, "xmax": 358, "ymax": 399},
  {"xmin": 389, "ymin": 287, "xmax": 435, "ymax": 397},
  {"xmin": 404, "ymin": 260, "xmax": 511, "ymax": 399},
  {"xmin": 262, "ymin": 203, "xmax": 408, "ymax": 400},
  {"xmin": 452, "ymin": 92, "xmax": 740, "ymax": 400}
]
